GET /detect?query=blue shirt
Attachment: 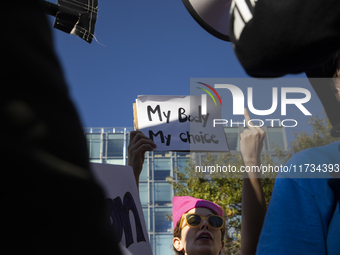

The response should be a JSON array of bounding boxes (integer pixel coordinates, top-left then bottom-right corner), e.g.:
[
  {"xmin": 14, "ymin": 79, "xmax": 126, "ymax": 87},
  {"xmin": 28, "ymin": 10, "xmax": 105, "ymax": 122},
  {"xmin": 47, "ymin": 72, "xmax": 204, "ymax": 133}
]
[{"xmin": 256, "ymin": 141, "xmax": 340, "ymax": 255}]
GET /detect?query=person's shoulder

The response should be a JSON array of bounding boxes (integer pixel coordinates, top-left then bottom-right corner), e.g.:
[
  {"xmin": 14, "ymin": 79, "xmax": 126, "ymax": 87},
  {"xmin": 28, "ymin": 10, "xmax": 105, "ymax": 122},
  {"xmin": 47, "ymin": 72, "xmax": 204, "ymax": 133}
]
[
  {"xmin": 276, "ymin": 142, "xmax": 339, "ymax": 207},
  {"xmin": 274, "ymin": 141, "xmax": 340, "ymax": 195},
  {"xmin": 288, "ymin": 141, "xmax": 340, "ymax": 165}
]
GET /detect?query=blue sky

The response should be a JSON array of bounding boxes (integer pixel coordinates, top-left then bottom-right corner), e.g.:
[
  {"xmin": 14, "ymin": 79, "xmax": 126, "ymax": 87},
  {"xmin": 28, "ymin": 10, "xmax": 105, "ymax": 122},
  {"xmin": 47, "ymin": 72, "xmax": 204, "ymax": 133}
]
[{"xmin": 48, "ymin": 0, "xmax": 322, "ymax": 145}]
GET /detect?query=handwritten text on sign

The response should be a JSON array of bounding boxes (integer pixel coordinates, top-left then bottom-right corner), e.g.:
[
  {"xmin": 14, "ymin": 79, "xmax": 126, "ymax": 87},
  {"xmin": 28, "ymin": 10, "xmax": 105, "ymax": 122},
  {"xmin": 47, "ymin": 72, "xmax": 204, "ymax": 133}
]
[
  {"xmin": 91, "ymin": 164, "xmax": 152, "ymax": 255},
  {"xmin": 136, "ymin": 95, "xmax": 228, "ymax": 151}
]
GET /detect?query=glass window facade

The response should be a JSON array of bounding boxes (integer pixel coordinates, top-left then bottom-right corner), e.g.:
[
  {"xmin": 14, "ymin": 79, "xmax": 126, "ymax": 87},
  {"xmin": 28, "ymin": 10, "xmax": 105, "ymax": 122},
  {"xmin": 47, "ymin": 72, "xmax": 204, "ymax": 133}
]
[
  {"xmin": 139, "ymin": 183, "xmax": 149, "ymax": 206},
  {"xmin": 224, "ymin": 127, "xmax": 240, "ymax": 151},
  {"xmin": 155, "ymin": 234, "xmax": 173, "ymax": 255},
  {"xmin": 143, "ymin": 208, "xmax": 149, "ymax": 231},
  {"xmin": 267, "ymin": 127, "xmax": 287, "ymax": 151},
  {"xmin": 107, "ymin": 133, "xmax": 125, "ymax": 157},
  {"xmin": 154, "ymin": 207, "xmax": 172, "ymax": 232},
  {"xmin": 154, "ymin": 183, "xmax": 172, "ymax": 205},
  {"xmin": 140, "ymin": 161, "xmax": 149, "ymax": 181},
  {"xmin": 154, "ymin": 158, "xmax": 171, "ymax": 180},
  {"xmin": 86, "ymin": 133, "xmax": 102, "ymax": 158},
  {"xmin": 176, "ymin": 157, "xmax": 189, "ymax": 175}
]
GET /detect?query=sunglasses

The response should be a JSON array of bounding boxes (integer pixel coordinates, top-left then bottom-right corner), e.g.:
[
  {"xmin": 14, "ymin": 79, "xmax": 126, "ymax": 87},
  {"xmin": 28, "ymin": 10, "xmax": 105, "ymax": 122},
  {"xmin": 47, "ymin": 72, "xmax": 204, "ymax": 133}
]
[{"xmin": 179, "ymin": 213, "xmax": 225, "ymax": 232}]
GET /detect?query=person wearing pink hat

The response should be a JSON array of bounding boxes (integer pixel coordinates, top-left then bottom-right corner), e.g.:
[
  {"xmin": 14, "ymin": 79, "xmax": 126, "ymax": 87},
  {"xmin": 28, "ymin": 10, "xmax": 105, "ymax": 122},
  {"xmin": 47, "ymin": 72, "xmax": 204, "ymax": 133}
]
[
  {"xmin": 128, "ymin": 109, "xmax": 266, "ymax": 255},
  {"xmin": 172, "ymin": 196, "xmax": 225, "ymax": 255},
  {"xmin": 169, "ymin": 110, "xmax": 266, "ymax": 255}
]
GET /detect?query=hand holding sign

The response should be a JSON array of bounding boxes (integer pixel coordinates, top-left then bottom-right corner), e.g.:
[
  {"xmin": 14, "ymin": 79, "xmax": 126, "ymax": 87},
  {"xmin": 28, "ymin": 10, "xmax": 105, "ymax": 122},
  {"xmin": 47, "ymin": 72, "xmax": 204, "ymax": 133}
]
[
  {"xmin": 240, "ymin": 108, "xmax": 265, "ymax": 168},
  {"xmin": 128, "ymin": 131, "xmax": 156, "ymax": 188}
]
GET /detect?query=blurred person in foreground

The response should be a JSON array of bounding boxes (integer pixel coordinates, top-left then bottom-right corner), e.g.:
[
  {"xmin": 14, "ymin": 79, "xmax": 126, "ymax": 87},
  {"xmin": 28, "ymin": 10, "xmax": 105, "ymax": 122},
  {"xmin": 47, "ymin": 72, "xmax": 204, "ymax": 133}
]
[
  {"xmin": 1, "ymin": 1, "xmax": 121, "ymax": 254},
  {"xmin": 229, "ymin": 0, "xmax": 340, "ymax": 78},
  {"xmin": 229, "ymin": 1, "xmax": 340, "ymax": 253},
  {"xmin": 253, "ymin": 61, "xmax": 340, "ymax": 255}
]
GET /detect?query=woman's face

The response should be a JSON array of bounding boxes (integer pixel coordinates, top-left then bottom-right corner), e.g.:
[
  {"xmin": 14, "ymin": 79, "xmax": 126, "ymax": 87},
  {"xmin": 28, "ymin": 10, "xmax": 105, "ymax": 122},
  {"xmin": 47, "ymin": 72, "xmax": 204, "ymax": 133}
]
[{"xmin": 173, "ymin": 207, "xmax": 224, "ymax": 255}]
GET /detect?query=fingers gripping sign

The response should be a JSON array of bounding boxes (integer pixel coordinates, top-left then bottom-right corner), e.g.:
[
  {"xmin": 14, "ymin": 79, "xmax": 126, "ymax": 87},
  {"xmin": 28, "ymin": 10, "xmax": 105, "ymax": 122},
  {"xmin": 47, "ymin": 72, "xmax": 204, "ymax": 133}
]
[
  {"xmin": 240, "ymin": 108, "xmax": 265, "ymax": 167},
  {"xmin": 128, "ymin": 131, "xmax": 156, "ymax": 188}
]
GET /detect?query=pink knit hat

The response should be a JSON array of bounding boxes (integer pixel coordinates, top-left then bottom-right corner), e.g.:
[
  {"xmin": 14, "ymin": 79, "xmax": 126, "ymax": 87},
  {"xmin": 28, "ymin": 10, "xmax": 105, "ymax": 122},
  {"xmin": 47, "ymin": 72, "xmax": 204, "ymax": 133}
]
[{"xmin": 172, "ymin": 196, "xmax": 224, "ymax": 229}]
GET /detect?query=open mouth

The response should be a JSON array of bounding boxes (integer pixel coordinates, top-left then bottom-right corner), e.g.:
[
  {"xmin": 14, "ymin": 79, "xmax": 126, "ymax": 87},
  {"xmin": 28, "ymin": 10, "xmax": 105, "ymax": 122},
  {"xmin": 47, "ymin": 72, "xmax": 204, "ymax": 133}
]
[{"xmin": 197, "ymin": 232, "xmax": 213, "ymax": 241}]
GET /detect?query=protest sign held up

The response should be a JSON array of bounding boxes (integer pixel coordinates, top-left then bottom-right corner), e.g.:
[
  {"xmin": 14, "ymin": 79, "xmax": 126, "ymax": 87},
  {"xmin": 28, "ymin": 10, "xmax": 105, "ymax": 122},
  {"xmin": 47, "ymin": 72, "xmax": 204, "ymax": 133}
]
[
  {"xmin": 134, "ymin": 95, "xmax": 229, "ymax": 152},
  {"xmin": 91, "ymin": 163, "xmax": 152, "ymax": 255}
]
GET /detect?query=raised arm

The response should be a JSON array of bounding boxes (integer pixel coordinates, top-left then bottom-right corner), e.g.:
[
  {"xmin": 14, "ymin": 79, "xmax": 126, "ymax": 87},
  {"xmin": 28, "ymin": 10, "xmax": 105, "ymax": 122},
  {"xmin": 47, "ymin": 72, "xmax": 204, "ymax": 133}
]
[
  {"xmin": 240, "ymin": 109, "xmax": 266, "ymax": 255},
  {"xmin": 128, "ymin": 131, "xmax": 156, "ymax": 189}
]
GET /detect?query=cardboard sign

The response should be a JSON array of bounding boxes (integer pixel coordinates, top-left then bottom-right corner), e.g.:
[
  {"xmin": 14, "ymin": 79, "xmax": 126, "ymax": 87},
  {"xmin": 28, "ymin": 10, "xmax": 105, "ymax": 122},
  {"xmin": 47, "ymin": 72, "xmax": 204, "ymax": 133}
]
[
  {"xmin": 91, "ymin": 163, "xmax": 152, "ymax": 255},
  {"xmin": 135, "ymin": 95, "xmax": 229, "ymax": 152}
]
